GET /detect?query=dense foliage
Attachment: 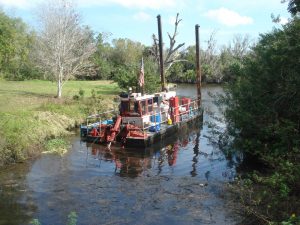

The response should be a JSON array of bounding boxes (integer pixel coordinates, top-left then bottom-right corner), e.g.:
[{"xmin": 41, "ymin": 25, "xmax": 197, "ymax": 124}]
[
  {"xmin": 222, "ymin": 17, "xmax": 300, "ymax": 223},
  {"xmin": 92, "ymin": 35, "xmax": 160, "ymax": 93},
  {"xmin": 0, "ymin": 10, "xmax": 39, "ymax": 80}
]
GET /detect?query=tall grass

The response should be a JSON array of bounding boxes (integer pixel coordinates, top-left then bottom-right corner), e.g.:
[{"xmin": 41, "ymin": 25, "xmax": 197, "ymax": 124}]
[{"xmin": 0, "ymin": 80, "xmax": 120, "ymax": 166}]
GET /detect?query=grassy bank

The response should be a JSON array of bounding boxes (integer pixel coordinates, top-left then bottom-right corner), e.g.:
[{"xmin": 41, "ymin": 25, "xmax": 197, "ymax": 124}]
[{"xmin": 0, "ymin": 80, "xmax": 120, "ymax": 166}]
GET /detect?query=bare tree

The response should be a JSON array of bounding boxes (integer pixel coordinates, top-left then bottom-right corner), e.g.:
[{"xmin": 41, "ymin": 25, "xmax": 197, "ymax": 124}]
[
  {"xmin": 203, "ymin": 30, "xmax": 218, "ymax": 65},
  {"xmin": 203, "ymin": 30, "xmax": 223, "ymax": 82},
  {"xmin": 35, "ymin": 0, "xmax": 96, "ymax": 98},
  {"xmin": 229, "ymin": 34, "xmax": 252, "ymax": 59},
  {"xmin": 151, "ymin": 13, "xmax": 185, "ymax": 72}
]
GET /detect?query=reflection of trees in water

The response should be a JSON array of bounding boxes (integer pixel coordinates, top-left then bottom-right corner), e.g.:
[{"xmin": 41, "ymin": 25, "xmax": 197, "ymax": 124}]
[
  {"xmin": 191, "ymin": 132, "xmax": 200, "ymax": 177},
  {"xmin": 201, "ymin": 97, "xmax": 243, "ymax": 182},
  {"xmin": 0, "ymin": 164, "xmax": 37, "ymax": 224}
]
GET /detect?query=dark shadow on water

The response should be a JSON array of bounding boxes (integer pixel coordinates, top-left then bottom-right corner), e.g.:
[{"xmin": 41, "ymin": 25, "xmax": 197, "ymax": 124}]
[{"xmin": 0, "ymin": 163, "xmax": 37, "ymax": 225}]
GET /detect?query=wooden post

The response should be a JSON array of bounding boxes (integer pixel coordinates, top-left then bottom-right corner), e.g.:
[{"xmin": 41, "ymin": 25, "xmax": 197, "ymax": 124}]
[
  {"xmin": 157, "ymin": 15, "xmax": 166, "ymax": 91},
  {"xmin": 195, "ymin": 24, "xmax": 201, "ymax": 107}
]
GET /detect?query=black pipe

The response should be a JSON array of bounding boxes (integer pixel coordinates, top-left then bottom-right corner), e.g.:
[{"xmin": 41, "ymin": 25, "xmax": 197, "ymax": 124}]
[{"xmin": 157, "ymin": 15, "xmax": 166, "ymax": 91}]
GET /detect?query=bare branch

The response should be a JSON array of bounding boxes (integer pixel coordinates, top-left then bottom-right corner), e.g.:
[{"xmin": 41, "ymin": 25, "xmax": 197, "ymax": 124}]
[
  {"xmin": 164, "ymin": 13, "xmax": 185, "ymax": 70},
  {"xmin": 34, "ymin": 0, "xmax": 96, "ymax": 98},
  {"xmin": 150, "ymin": 13, "xmax": 185, "ymax": 74}
]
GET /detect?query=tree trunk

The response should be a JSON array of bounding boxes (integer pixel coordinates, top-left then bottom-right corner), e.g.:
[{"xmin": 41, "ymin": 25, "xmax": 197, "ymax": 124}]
[
  {"xmin": 56, "ymin": 68, "xmax": 63, "ymax": 98},
  {"xmin": 57, "ymin": 78, "xmax": 62, "ymax": 98},
  {"xmin": 57, "ymin": 66, "xmax": 64, "ymax": 98}
]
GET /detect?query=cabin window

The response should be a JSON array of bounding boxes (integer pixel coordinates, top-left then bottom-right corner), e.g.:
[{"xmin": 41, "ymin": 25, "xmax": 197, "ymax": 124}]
[
  {"xmin": 141, "ymin": 100, "xmax": 147, "ymax": 115},
  {"xmin": 121, "ymin": 101, "xmax": 129, "ymax": 114},
  {"xmin": 134, "ymin": 102, "xmax": 139, "ymax": 113},
  {"xmin": 147, "ymin": 99, "xmax": 153, "ymax": 113}
]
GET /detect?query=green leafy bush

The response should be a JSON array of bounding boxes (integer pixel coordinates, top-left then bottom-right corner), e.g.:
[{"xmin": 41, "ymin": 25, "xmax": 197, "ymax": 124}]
[{"xmin": 221, "ymin": 18, "xmax": 300, "ymax": 223}]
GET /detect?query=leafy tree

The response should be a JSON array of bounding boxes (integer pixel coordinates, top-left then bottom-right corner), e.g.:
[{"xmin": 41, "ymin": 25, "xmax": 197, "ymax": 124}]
[
  {"xmin": 167, "ymin": 61, "xmax": 184, "ymax": 83},
  {"xmin": 109, "ymin": 38, "xmax": 160, "ymax": 93},
  {"xmin": 282, "ymin": 0, "xmax": 300, "ymax": 16},
  {"xmin": 92, "ymin": 33, "xmax": 113, "ymax": 80},
  {"xmin": 113, "ymin": 58, "xmax": 160, "ymax": 93},
  {"xmin": 110, "ymin": 38, "xmax": 143, "ymax": 90},
  {"xmin": 225, "ymin": 19, "xmax": 300, "ymax": 159},
  {"xmin": 220, "ymin": 34, "xmax": 252, "ymax": 82},
  {"xmin": 0, "ymin": 10, "xmax": 38, "ymax": 80},
  {"xmin": 110, "ymin": 38, "xmax": 144, "ymax": 67},
  {"xmin": 222, "ymin": 17, "xmax": 300, "ymax": 222}
]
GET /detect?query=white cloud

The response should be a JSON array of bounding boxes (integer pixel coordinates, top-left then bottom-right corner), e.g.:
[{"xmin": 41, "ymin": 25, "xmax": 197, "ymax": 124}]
[
  {"xmin": 279, "ymin": 17, "xmax": 288, "ymax": 25},
  {"xmin": 205, "ymin": 7, "xmax": 253, "ymax": 27},
  {"xmin": 133, "ymin": 12, "xmax": 151, "ymax": 21}
]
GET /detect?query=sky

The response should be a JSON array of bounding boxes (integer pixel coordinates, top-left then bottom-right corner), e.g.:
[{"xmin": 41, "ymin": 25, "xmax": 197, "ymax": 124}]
[{"xmin": 0, "ymin": 0, "xmax": 291, "ymax": 48}]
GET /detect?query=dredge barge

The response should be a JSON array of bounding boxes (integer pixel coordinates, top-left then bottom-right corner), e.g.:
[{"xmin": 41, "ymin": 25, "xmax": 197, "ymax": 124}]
[
  {"xmin": 80, "ymin": 90, "xmax": 202, "ymax": 148},
  {"xmin": 80, "ymin": 15, "xmax": 203, "ymax": 148}
]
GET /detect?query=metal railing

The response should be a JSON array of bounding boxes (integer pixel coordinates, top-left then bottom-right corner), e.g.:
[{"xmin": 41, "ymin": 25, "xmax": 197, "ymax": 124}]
[
  {"xmin": 141, "ymin": 99, "xmax": 200, "ymax": 132},
  {"xmin": 85, "ymin": 109, "xmax": 118, "ymax": 132},
  {"xmin": 84, "ymin": 100, "xmax": 201, "ymax": 136}
]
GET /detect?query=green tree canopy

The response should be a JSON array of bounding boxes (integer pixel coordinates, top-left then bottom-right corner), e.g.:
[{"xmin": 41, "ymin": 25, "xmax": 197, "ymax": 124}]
[
  {"xmin": 110, "ymin": 38, "xmax": 160, "ymax": 93},
  {"xmin": 225, "ymin": 18, "xmax": 300, "ymax": 158},
  {"xmin": 0, "ymin": 10, "xmax": 37, "ymax": 80}
]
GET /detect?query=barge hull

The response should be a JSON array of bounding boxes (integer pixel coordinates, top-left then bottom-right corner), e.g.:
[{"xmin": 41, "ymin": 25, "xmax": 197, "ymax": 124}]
[{"xmin": 125, "ymin": 111, "xmax": 203, "ymax": 148}]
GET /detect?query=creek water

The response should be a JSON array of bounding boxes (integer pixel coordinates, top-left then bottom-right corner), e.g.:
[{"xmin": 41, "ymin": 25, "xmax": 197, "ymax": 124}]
[{"xmin": 0, "ymin": 84, "xmax": 241, "ymax": 225}]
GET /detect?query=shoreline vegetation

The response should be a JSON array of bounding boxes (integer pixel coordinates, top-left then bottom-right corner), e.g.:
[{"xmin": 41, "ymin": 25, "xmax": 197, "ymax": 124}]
[{"xmin": 0, "ymin": 80, "xmax": 120, "ymax": 167}]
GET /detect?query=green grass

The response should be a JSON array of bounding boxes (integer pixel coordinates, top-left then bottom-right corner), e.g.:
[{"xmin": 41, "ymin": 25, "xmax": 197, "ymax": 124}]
[
  {"xmin": 0, "ymin": 80, "xmax": 120, "ymax": 166},
  {"xmin": 0, "ymin": 80, "xmax": 118, "ymax": 112},
  {"xmin": 43, "ymin": 138, "xmax": 69, "ymax": 155}
]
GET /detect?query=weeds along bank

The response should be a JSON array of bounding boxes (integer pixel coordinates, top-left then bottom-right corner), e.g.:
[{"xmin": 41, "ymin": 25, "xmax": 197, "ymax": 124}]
[{"xmin": 0, "ymin": 80, "xmax": 119, "ymax": 167}]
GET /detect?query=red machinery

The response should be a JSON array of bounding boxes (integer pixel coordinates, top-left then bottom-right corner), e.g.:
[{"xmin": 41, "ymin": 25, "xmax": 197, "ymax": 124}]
[
  {"xmin": 107, "ymin": 116, "xmax": 122, "ymax": 142},
  {"xmin": 169, "ymin": 96, "xmax": 180, "ymax": 123},
  {"xmin": 89, "ymin": 116, "xmax": 122, "ymax": 143},
  {"xmin": 181, "ymin": 98, "xmax": 191, "ymax": 112}
]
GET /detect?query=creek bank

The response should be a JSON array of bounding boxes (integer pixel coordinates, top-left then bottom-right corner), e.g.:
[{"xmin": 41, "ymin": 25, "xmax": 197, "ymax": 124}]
[{"xmin": 0, "ymin": 96, "xmax": 115, "ymax": 167}]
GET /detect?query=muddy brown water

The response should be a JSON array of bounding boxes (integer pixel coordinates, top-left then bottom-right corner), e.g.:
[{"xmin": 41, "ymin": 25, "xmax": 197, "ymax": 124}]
[{"xmin": 0, "ymin": 84, "xmax": 242, "ymax": 225}]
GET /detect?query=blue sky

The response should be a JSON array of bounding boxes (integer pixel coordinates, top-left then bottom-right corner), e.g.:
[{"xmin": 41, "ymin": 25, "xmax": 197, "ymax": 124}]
[{"xmin": 0, "ymin": 0, "xmax": 291, "ymax": 48}]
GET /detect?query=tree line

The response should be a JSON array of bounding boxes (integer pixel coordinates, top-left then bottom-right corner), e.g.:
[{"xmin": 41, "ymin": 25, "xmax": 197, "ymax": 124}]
[{"xmin": 0, "ymin": 0, "xmax": 252, "ymax": 98}]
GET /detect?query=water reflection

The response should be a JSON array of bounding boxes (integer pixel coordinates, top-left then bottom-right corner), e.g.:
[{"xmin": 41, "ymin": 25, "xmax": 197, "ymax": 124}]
[
  {"xmin": 89, "ymin": 146, "xmax": 151, "ymax": 178},
  {"xmin": 86, "ymin": 120, "xmax": 202, "ymax": 178},
  {"xmin": 191, "ymin": 133, "xmax": 200, "ymax": 177}
]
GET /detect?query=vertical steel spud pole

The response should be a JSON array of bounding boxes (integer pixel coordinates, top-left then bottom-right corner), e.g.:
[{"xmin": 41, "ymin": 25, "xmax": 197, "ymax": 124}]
[
  {"xmin": 195, "ymin": 24, "xmax": 201, "ymax": 107},
  {"xmin": 157, "ymin": 15, "xmax": 166, "ymax": 91}
]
